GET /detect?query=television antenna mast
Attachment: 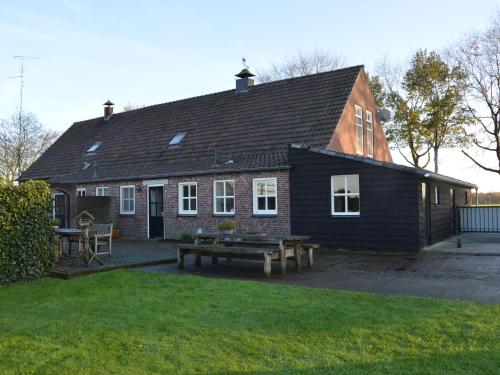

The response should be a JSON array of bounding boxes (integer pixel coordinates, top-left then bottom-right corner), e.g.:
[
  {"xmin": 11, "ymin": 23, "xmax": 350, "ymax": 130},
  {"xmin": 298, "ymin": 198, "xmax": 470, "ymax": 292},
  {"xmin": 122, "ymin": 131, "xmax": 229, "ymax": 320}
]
[{"xmin": 9, "ymin": 55, "xmax": 40, "ymax": 116}]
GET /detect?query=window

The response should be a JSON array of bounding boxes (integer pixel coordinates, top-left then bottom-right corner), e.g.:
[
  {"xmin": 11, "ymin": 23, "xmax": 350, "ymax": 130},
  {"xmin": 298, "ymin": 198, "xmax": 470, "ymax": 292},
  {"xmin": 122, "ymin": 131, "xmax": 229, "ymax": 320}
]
[
  {"xmin": 214, "ymin": 180, "xmax": 235, "ymax": 215},
  {"xmin": 253, "ymin": 178, "xmax": 277, "ymax": 215},
  {"xmin": 120, "ymin": 185, "xmax": 135, "ymax": 214},
  {"xmin": 355, "ymin": 105, "xmax": 363, "ymax": 155},
  {"xmin": 169, "ymin": 132, "xmax": 186, "ymax": 146},
  {"xmin": 86, "ymin": 142, "xmax": 101, "ymax": 154},
  {"xmin": 434, "ymin": 186, "xmax": 441, "ymax": 206},
  {"xmin": 464, "ymin": 191, "xmax": 469, "ymax": 205},
  {"xmin": 96, "ymin": 187, "xmax": 109, "ymax": 196},
  {"xmin": 179, "ymin": 182, "xmax": 197, "ymax": 214},
  {"xmin": 366, "ymin": 110, "xmax": 374, "ymax": 157},
  {"xmin": 331, "ymin": 175, "xmax": 360, "ymax": 216},
  {"xmin": 77, "ymin": 188, "xmax": 86, "ymax": 197}
]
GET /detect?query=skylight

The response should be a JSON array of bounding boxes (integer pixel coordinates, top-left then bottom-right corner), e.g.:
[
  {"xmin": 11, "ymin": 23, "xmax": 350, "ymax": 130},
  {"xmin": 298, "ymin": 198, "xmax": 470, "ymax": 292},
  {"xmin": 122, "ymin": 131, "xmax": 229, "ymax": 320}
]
[
  {"xmin": 87, "ymin": 142, "xmax": 101, "ymax": 153},
  {"xmin": 168, "ymin": 132, "xmax": 186, "ymax": 146}
]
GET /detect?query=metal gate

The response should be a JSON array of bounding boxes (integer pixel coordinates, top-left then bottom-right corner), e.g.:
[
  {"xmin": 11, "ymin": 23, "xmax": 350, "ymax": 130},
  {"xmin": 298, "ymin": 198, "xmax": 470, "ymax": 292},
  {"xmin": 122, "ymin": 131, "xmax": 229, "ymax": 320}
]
[{"xmin": 458, "ymin": 206, "xmax": 500, "ymax": 232}]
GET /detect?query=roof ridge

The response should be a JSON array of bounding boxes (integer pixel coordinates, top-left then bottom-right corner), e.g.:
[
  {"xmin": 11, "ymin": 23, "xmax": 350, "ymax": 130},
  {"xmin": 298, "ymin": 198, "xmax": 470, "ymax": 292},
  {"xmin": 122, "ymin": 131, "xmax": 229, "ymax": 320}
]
[{"xmin": 74, "ymin": 65, "xmax": 364, "ymax": 124}]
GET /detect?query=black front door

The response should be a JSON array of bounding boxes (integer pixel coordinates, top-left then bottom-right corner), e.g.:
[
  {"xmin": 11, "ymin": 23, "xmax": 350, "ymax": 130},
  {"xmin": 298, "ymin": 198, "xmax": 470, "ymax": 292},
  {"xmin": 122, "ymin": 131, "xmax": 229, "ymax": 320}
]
[
  {"xmin": 421, "ymin": 182, "xmax": 430, "ymax": 245},
  {"xmin": 450, "ymin": 188, "xmax": 457, "ymax": 235},
  {"xmin": 149, "ymin": 186, "xmax": 164, "ymax": 239}
]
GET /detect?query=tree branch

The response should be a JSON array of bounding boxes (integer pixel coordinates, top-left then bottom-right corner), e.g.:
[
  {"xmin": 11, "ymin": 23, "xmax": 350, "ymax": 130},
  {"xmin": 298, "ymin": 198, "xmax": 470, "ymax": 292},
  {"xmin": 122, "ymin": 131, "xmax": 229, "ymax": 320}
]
[{"xmin": 462, "ymin": 150, "xmax": 500, "ymax": 174}]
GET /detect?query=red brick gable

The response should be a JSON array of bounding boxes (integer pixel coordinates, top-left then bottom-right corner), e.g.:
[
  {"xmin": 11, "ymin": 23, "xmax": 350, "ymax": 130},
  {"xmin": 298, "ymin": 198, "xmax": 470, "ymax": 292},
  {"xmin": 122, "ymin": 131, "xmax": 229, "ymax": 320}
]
[{"xmin": 328, "ymin": 68, "xmax": 393, "ymax": 162}]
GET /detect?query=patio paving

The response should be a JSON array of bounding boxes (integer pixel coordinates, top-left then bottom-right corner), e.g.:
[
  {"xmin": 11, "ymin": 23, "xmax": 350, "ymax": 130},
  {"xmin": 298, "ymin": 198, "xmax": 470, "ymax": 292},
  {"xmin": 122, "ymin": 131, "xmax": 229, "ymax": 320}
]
[
  {"xmin": 52, "ymin": 239, "xmax": 177, "ymax": 278},
  {"xmin": 422, "ymin": 233, "xmax": 500, "ymax": 256}
]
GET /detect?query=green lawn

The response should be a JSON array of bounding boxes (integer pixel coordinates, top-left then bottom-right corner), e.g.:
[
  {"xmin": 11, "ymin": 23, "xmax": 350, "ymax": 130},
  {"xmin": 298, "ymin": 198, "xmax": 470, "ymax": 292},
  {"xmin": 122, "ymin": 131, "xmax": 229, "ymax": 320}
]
[{"xmin": 0, "ymin": 270, "xmax": 499, "ymax": 374}]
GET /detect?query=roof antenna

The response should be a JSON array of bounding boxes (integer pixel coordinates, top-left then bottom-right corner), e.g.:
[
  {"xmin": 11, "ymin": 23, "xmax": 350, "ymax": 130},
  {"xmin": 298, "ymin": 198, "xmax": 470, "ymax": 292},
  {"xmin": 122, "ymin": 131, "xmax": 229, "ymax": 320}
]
[
  {"xmin": 213, "ymin": 148, "xmax": 218, "ymax": 165},
  {"xmin": 9, "ymin": 55, "xmax": 40, "ymax": 117}
]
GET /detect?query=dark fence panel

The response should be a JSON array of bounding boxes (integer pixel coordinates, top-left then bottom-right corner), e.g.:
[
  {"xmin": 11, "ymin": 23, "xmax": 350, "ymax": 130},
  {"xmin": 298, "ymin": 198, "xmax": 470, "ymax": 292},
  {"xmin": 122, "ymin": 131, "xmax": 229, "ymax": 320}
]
[{"xmin": 458, "ymin": 206, "xmax": 500, "ymax": 232}]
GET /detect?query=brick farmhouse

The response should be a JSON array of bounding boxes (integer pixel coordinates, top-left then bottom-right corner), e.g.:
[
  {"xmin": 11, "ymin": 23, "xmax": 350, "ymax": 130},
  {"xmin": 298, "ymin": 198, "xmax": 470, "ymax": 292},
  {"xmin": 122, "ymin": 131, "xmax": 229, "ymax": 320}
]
[{"xmin": 20, "ymin": 66, "xmax": 476, "ymax": 251}]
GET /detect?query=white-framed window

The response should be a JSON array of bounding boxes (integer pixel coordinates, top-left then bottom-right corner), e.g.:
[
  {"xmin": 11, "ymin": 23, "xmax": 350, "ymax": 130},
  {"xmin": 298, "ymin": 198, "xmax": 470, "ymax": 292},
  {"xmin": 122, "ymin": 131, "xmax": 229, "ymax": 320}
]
[
  {"xmin": 355, "ymin": 105, "xmax": 364, "ymax": 155},
  {"xmin": 331, "ymin": 175, "xmax": 360, "ymax": 216},
  {"xmin": 178, "ymin": 182, "xmax": 197, "ymax": 214},
  {"xmin": 435, "ymin": 186, "xmax": 441, "ymax": 206},
  {"xmin": 214, "ymin": 180, "xmax": 235, "ymax": 215},
  {"xmin": 77, "ymin": 188, "xmax": 86, "ymax": 197},
  {"xmin": 120, "ymin": 185, "xmax": 135, "ymax": 214},
  {"xmin": 253, "ymin": 178, "xmax": 277, "ymax": 215},
  {"xmin": 366, "ymin": 110, "xmax": 374, "ymax": 157},
  {"xmin": 96, "ymin": 187, "xmax": 109, "ymax": 196}
]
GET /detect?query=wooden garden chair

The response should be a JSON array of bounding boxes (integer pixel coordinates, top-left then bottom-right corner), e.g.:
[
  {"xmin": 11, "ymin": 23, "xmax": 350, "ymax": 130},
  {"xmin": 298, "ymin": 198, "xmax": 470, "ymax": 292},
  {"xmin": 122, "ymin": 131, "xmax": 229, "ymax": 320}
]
[{"xmin": 90, "ymin": 223, "xmax": 113, "ymax": 257}]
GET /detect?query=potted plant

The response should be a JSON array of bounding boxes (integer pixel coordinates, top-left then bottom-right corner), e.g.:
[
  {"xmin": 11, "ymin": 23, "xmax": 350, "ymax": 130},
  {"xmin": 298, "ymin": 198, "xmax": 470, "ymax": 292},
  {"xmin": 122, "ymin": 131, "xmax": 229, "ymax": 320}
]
[
  {"xmin": 52, "ymin": 218, "xmax": 61, "ymax": 230},
  {"xmin": 218, "ymin": 220, "xmax": 236, "ymax": 234}
]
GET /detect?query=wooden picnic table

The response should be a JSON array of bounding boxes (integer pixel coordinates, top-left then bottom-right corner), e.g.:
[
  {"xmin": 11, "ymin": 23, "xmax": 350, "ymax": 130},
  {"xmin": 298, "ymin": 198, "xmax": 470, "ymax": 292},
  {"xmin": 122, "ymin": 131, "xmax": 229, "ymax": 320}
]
[
  {"xmin": 55, "ymin": 228, "xmax": 83, "ymax": 256},
  {"xmin": 190, "ymin": 232, "xmax": 311, "ymax": 275}
]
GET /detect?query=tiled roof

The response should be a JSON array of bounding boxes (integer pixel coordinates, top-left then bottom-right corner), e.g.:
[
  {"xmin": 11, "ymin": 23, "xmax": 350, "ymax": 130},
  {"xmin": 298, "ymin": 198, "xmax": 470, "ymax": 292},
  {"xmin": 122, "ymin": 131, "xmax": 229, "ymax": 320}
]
[{"xmin": 20, "ymin": 65, "xmax": 362, "ymax": 183}]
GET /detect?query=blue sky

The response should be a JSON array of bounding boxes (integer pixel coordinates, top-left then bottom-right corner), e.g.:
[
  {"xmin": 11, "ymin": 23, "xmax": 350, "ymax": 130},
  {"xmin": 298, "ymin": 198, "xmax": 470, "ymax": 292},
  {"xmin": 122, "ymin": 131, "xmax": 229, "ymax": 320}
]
[{"xmin": 1, "ymin": 1, "xmax": 499, "ymax": 191}]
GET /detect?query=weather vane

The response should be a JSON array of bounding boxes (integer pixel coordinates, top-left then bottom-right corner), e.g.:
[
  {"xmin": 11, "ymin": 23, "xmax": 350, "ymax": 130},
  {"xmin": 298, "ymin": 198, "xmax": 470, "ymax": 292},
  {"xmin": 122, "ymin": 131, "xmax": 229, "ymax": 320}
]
[{"xmin": 242, "ymin": 57, "xmax": 249, "ymax": 70}]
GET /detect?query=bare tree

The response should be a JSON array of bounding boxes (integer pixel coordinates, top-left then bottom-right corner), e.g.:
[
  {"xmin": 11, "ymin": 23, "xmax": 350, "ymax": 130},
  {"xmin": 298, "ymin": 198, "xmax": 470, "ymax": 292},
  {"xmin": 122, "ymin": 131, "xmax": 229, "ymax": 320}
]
[
  {"xmin": 449, "ymin": 12, "xmax": 500, "ymax": 175},
  {"xmin": 256, "ymin": 49, "xmax": 345, "ymax": 83},
  {"xmin": 0, "ymin": 111, "xmax": 59, "ymax": 184},
  {"xmin": 123, "ymin": 102, "xmax": 146, "ymax": 112}
]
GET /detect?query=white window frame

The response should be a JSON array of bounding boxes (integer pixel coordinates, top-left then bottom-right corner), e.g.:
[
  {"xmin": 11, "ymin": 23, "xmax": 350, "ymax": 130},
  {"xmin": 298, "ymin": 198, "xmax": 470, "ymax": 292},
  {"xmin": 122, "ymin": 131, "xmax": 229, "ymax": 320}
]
[
  {"xmin": 76, "ymin": 188, "xmax": 86, "ymax": 197},
  {"xmin": 213, "ymin": 180, "xmax": 235, "ymax": 215},
  {"xmin": 366, "ymin": 110, "xmax": 374, "ymax": 157},
  {"xmin": 96, "ymin": 186, "xmax": 109, "ymax": 196},
  {"xmin": 435, "ymin": 186, "xmax": 441, "ymax": 206},
  {"xmin": 253, "ymin": 178, "xmax": 278, "ymax": 215},
  {"xmin": 355, "ymin": 105, "xmax": 364, "ymax": 155},
  {"xmin": 178, "ymin": 182, "xmax": 197, "ymax": 215},
  {"xmin": 120, "ymin": 185, "xmax": 135, "ymax": 215},
  {"xmin": 331, "ymin": 175, "xmax": 360, "ymax": 216}
]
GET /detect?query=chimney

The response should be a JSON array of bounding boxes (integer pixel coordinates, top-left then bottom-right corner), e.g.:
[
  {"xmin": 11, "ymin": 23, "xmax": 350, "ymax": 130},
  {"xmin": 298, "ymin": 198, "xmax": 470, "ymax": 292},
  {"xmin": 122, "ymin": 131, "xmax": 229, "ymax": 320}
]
[
  {"xmin": 103, "ymin": 99, "xmax": 114, "ymax": 120},
  {"xmin": 235, "ymin": 69, "xmax": 255, "ymax": 93}
]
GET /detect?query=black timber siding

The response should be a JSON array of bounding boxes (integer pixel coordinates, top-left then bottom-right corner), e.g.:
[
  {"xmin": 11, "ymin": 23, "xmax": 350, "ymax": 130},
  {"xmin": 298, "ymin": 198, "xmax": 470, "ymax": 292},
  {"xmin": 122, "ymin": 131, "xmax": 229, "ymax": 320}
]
[
  {"xmin": 420, "ymin": 180, "xmax": 471, "ymax": 246},
  {"xmin": 289, "ymin": 148, "xmax": 421, "ymax": 251}
]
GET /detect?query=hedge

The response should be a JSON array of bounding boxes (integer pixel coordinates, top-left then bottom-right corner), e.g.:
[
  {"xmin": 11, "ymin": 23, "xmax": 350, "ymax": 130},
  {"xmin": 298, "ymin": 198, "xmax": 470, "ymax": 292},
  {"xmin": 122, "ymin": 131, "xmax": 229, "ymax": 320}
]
[{"xmin": 0, "ymin": 180, "xmax": 55, "ymax": 284}]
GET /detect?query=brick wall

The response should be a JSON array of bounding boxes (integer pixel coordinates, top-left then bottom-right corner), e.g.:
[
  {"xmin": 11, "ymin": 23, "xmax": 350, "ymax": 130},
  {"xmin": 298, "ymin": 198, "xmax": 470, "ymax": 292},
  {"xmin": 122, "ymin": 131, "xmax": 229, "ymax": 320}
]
[
  {"xmin": 328, "ymin": 68, "xmax": 393, "ymax": 162},
  {"xmin": 71, "ymin": 170, "xmax": 291, "ymax": 239}
]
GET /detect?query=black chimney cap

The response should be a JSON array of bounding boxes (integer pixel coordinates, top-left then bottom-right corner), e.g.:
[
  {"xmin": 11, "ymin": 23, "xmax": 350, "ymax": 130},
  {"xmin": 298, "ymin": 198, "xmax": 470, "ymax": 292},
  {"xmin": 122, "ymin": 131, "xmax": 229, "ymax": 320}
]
[
  {"xmin": 103, "ymin": 99, "xmax": 114, "ymax": 106},
  {"xmin": 235, "ymin": 68, "xmax": 255, "ymax": 79}
]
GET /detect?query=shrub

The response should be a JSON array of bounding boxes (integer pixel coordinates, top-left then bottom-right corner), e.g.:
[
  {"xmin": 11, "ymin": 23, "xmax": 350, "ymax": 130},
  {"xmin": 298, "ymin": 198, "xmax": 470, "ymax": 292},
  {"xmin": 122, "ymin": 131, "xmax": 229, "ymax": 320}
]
[
  {"xmin": 0, "ymin": 180, "xmax": 55, "ymax": 284},
  {"xmin": 217, "ymin": 220, "xmax": 236, "ymax": 231}
]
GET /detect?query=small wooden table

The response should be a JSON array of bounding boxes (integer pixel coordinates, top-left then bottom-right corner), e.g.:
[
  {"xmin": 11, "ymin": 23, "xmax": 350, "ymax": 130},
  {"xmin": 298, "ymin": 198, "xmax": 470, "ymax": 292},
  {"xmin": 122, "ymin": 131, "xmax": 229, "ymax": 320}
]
[
  {"xmin": 55, "ymin": 228, "xmax": 83, "ymax": 256},
  {"xmin": 191, "ymin": 233, "xmax": 311, "ymax": 274}
]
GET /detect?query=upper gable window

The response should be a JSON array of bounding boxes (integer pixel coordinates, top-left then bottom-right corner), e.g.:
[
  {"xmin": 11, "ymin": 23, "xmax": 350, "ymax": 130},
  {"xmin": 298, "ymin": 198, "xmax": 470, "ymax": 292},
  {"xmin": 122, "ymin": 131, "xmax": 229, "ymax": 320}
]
[
  {"xmin": 87, "ymin": 142, "xmax": 101, "ymax": 154},
  {"xmin": 169, "ymin": 132, "xmax": 186, "ymax": 146},
  {"xmin": 355, "ymin": 105, "xmax": 363, "ymax": 155},
  {"xmin": 366, "ymin": 110, "xmax": 374, "ymax": 157}
]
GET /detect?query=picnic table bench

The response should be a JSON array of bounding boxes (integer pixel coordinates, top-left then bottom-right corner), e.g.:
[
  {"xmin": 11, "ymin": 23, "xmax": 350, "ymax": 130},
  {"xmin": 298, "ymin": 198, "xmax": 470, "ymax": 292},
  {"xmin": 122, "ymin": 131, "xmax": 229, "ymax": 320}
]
[{"xmin": 178, "ymin": 233, "xmax": 318, "ymax": 277}]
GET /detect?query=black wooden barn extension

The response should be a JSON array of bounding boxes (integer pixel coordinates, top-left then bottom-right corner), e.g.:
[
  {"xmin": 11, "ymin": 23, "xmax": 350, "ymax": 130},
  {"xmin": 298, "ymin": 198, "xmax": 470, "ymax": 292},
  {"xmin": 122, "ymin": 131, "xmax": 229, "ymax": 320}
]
[{"xmin": 289, "ymin": 145, "xmax": 476, "ymax": 251}]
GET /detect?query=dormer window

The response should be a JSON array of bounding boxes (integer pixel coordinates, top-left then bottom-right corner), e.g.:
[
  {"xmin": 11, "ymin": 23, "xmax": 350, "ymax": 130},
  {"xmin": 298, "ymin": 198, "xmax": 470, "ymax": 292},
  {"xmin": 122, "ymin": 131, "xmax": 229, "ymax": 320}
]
[
  {"xmin": 168, "ymin": 132, "xmax": 186, "ymax": 146},
  {"xmin": 87, "ymin": 142, "xmax": 101, "ymax": 154}
]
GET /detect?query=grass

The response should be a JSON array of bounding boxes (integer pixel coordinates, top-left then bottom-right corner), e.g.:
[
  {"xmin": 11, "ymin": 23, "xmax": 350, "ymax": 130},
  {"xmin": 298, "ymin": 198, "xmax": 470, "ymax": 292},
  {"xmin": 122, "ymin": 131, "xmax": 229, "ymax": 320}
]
[{"xmin": 0, "ymin": 270, "xmax": 499, "ymax": 374}]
